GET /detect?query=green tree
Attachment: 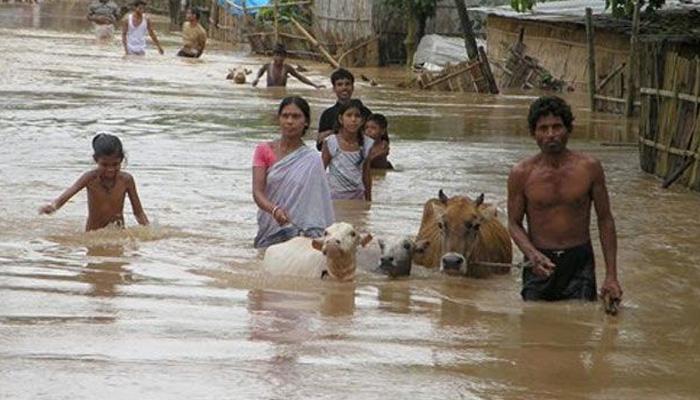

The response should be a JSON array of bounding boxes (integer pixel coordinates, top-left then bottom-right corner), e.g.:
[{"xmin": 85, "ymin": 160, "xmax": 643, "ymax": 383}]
[{"xmin": 381, "ymin": 0, "xmax": 439, "ymax": 66}]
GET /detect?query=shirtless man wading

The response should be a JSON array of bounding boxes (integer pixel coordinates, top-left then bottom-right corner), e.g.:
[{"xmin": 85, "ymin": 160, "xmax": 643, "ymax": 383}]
[{"xmin": 507, "ymin": 96, "xmax": 623, "ymax": 302}]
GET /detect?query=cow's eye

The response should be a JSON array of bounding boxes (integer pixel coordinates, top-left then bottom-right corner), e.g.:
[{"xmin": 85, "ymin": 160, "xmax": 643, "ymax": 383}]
[
  {"xmin": 437, "ymin": 221, "xmax": 444, "ymax": 230},
  {"xmin": 473, "ymin": 223, "xmax": 481, "ymax": 230},
  {"xmin": 350, "ymin": 231, "xmax": 356, "ymax": 237},
  {"xmin": 403, "ymin": 242, "xmax": 411, "ymax": 250},
  {"xmin": 323, "ymin": 230, "xmax": 329, "ymax": 236}
]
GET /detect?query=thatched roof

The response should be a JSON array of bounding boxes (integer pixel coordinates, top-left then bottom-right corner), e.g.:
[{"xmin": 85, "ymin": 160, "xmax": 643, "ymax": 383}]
[{"xmin": 472, "ymin": 0, "xmax": 700, "ymax": 41}]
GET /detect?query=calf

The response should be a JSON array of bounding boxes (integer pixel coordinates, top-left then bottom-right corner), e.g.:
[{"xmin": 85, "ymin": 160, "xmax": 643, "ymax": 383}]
[
  {"xmin": 262, "ymin": 222, "xmax": 372, "ymax": 281},
  {"xmin": 377, "ymin": 237, "xmax": 429, "ymax": 278}
]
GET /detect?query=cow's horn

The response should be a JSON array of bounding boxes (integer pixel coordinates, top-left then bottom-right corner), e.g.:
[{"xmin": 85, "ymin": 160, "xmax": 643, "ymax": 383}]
[
  {"xmin": 438, "ymin": 189, "xmax": 448, "ymax": 204},
  {"xmin": 475, "ymin": 193, "xmax": 485, "ymax": 206}
]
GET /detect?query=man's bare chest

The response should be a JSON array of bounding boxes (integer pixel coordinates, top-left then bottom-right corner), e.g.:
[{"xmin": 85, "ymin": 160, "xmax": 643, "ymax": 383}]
[{"xmin": 525, "ymin": 168, "xmax": 592, "ymax": 209}]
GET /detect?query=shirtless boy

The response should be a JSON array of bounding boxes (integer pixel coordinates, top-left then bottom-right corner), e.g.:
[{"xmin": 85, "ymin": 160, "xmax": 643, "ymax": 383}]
[{"xmin": 40, "ymin": 133, "xmax": 150, "ymax": 231}]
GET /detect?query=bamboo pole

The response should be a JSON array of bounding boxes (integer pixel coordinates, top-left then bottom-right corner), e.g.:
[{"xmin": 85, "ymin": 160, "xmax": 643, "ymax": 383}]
[
  {"xmin": 289, "ymin": 16, "xmax": 340, "ymax": 68},
  {"xmin": 478, "ymin": 45, "xmax": 499, "ymax": 94},
  {"xmin": 273, "ymin": 0, "xmax": 279, "ymax": 44},
  {"xmin": 624, "ymin": 0, "xmax": 642, "ymax": 117},
  {"xmin": 585, "ymin": 8, "xmax": 596, "ymax": 112},
  {"xmin": 597, "ymin": 63, "xmax": 626, "ymax": 91},
  {"xmin": 453, "ymin": 0, "xmax": 478, "ymax": 61}
]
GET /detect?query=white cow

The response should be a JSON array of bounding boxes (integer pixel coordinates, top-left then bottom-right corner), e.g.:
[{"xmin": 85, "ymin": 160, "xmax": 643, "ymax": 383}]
[{"xmin": 262, "ymin": 222, "xmax": 372, "ymax": 281}]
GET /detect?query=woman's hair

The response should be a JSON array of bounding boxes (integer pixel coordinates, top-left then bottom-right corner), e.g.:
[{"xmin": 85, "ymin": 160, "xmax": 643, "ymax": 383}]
[
  {"xmin": 527, "ymin": 96, "xmax": 574, "ymax": 134},
  {"xmin": 92, "ymin": 132, "xmax": 125, "ymax": 161},
  {"xmin": 334, "ymin": 99, "xmax": 367, "ymax": 163},
  {"xmin": 366, "ymin": 113, "xmax": 389, "ymax": 142},
  {"xmin": 278, "ymin": 96, "xmax": 310, "ymax": 135}
]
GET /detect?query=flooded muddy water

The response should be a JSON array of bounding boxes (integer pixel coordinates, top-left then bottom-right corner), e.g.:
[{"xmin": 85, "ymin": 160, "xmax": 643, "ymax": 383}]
[{"xmin": 1, "ymin": 2, "xmax": 699, "ymax": 399}]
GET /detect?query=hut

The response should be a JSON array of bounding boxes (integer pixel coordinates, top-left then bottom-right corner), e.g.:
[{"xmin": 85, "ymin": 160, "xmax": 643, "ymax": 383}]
[
  {"xmin": 475, "ymin": 0, "xmax": 700, "ymax": 114},
  {"xmin": 638, "ymin": 34, "xmax": 700, "ymax": 191},
  {"xmin": 474, "ymin": 0, "xmax": 632, "ymax": 97}
]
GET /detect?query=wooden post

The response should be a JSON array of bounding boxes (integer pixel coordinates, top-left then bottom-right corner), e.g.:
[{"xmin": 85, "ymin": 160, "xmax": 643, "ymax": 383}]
[
  {"xmin": 453, "ymin": 0, "xmax": 479, "ymax": 62},
  {"xmin": 625, "ymin": 0, "xmax": 642, "ymax": 117},
  {"xmin": 239, "ymin": 0, "xmax": 247, "ymax": 41},
  {"xmin": 478, "ymin": 46, "xmax": 499, "ymax": 94},
  {"xmin": 273, "ymin": 0, "xmax": 279, "ymax": 44},
  {"xmin": 585, "ymin": 8, "xmax": 596, "ymax": 112}
]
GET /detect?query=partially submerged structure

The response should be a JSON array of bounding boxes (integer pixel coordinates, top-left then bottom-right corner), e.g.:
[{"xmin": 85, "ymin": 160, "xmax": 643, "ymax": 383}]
[
  {"xmin": 473, "ymin": 0, "xmax": 632, "ymax": 95},
  {"xmin": 638, "ymin": 35, "xmax": 700, "ymax": 191}
]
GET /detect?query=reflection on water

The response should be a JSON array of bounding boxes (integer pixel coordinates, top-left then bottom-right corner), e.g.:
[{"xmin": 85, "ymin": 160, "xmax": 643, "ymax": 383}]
[
  {"xmin": 1, "ymin": 2, "xmax": 700, "ymax": 399},
  {"xmin": 81, "ymin": 245, "xmax": 131, "ymax": 297}
]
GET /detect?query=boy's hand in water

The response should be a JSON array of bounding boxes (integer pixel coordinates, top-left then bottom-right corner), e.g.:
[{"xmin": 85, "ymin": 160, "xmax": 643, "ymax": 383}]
[
  {"xmin": 272, "ymin": 207, "xmax": 290, "ymax": 226},
  {"xmin": 251, "ymin": 79, "xmax": 259, "ymax": 87},
  {"xmin": 39, "ymin": 203, "xmax": 57, "ymax": 215}
]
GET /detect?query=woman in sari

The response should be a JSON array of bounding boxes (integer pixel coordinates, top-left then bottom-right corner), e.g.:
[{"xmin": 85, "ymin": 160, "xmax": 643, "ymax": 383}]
[{"xmin": 252, "ymin": 96, "xmax": 335, "ymax": 248}]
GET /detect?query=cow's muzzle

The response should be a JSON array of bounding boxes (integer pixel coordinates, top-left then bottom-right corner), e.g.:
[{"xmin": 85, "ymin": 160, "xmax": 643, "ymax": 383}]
[
  {"xmin": 377, "ymin": 256, "xmax": 411, "ymax": 278},
  {"xmin": 441, "ymin": 253, "xmax": 465, "ymax": 275}
]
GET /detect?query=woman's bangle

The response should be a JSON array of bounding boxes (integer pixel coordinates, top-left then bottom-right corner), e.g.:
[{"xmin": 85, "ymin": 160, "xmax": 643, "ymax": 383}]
[{"xmin": 271, "ymin": 206, "xmax": 279, "ymax": 217}]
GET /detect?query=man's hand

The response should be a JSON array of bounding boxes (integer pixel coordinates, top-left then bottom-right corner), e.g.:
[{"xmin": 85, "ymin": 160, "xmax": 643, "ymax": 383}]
[
  {"xmin": 251, "ymin": 79, "xmax": 259, "ymax": 87},
  {"xmin": 315, "ymin": 84, "xmax": 326, "ymax": 89},
  {"xmin": 601, "ymin": 276, "xmax": 623, "ymax": 299},
  {"xmin": 528, "ymin": 250, "xmax": 556, "ymax": 277},
  {"xmin": 157, "ymin": 46, "xmax": 164, "ymax": 55}
]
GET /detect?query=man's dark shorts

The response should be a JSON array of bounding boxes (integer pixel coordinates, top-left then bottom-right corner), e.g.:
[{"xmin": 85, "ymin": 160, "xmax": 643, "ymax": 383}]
[{"xmin": 521, "ymin": 241, "xmax": 597, "ymax": 301}]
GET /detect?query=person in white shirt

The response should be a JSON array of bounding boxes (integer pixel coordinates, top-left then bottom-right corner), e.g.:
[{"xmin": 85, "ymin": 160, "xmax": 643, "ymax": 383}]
[{"xmin": 121, "ymin": 0, "xmax": 163, "ymax": 55}]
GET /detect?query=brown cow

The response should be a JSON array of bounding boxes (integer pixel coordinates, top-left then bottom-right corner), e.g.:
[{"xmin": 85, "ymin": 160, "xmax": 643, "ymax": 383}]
[{"xmin": 414, "ymin": 190, "xmax": 513, "ymax": 277}]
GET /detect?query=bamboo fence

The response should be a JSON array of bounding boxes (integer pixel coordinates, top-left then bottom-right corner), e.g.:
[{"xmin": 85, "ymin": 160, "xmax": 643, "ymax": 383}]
[{"xmin": 638, "ymin": 40, "xmax": 700, "ymax": 191}]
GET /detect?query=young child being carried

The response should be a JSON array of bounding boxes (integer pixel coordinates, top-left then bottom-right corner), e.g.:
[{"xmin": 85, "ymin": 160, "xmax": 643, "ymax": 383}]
[
  {"xmin": 364, "ymin": 113, "xmax": 394, "ymax": 170},
  {"xmin": 321, "ymin": 100, "xmax": 388, "ymax": 201},
  {"xmin": 39, "ymin": 133, "xmax": 150, "ymax": 231}
]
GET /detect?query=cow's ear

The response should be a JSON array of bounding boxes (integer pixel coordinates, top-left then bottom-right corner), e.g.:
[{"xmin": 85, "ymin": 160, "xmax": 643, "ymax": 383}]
[
  {"xmin": 479, "ymin": 205, "xmax": 498, "ymax": 222},
  {"xmin": 414, "ymin": 239, "xmax": 430, "ymax": 254},
  {"xmin": 377, "ymin": 239, "xmax": 386, "ymax": 252},
  {"xmin": 475, "ymin": 193, "xmax": 485, "ymax": 207},
  {"xmin": 430, "ymin": 201, "xmax": 446, "ymax": 220},
  {"xmin": 438, "ymin": 189, "xmax": 449, "ymax": 204},
  {"xmin": 360, "ymin": 233, "xmax": 373, "ymax": 247},
  {"xmin": 311, "ymin": 238, "xmax": 324, "ymax": 251}
]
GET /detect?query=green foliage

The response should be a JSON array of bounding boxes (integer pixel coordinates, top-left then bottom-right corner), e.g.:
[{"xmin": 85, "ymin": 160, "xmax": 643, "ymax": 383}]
[
  {"xmin": 605, "ymin": 0, "xmax": 666, "ymax": 18},
  {"xmin": 255, "ymin": 0, "xmax": 311, "ymax": 26},
  {"xmin": 508, "ymin": 0, "xmax": 666, "ymax": 17},
  {"xmin": 510, "ymin": 0, "xmax": 537, "ymax": 13}
]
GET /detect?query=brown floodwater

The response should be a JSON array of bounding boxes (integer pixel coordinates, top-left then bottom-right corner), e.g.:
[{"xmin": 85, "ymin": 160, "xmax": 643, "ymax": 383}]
[{"xmin": 1, "ymin": 2, "xmax": 699, "ymax": 399}]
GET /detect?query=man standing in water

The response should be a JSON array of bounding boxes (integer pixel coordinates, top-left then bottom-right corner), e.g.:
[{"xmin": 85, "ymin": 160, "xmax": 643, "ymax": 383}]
[
  {"xmin": 177, "ymin": 7, "xmax": 207, "ymax": 58},
  {"xmin": 87, "ymin": 0, "xmax": 120, "ymax": 40},
  {"xmin": 507, "ymin": 96, "xmax": 623, "ymax": 302},
  {"xmin": 121, "ymin": 0, "xmax": 164, "ymax": 56},
  {"xmin": 251, "ymin": 44, "xmax": 324, "ymax": 89}
]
